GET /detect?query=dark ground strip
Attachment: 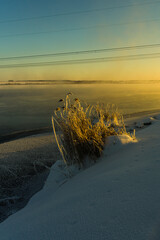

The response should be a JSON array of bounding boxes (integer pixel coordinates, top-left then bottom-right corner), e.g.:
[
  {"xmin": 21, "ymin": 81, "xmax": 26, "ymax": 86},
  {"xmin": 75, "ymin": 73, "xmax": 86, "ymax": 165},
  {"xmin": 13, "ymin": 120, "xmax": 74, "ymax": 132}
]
[{"xmin": 0, "ymin": 127, "xmax": 52, "ymax": 144}]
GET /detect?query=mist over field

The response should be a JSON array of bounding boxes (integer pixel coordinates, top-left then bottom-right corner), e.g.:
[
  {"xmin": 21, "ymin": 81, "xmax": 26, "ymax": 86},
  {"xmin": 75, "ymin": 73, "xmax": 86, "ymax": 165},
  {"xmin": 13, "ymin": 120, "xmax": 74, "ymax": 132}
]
[
  {"xmin": 1, "ymin": 82, "xmax": 160, "ymax": 138},
  {"xmin": 1, "ymin": 79, "xmax": 160, "ymax": 85}
]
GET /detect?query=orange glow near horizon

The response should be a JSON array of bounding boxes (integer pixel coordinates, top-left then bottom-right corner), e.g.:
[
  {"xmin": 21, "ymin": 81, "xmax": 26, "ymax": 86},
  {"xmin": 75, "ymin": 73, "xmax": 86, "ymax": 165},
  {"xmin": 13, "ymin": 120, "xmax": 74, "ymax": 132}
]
[
  {"xmin": 1, "ymin": 57, "xmax": 160, "ymax": 81},
  {"xmin": 1, "ymin": 1, "xmax": 160, "ymax": 82}
]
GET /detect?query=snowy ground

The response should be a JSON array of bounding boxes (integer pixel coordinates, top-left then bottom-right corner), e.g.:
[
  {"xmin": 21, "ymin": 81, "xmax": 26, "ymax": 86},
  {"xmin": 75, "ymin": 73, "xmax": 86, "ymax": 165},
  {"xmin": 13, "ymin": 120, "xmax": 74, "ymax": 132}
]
[
  {"xmin": 0, "ymin": 114, "xmax": 160, "ymax": 239},
  {"xmin": 0, "ymin": 133, "xmax": 59, "ymax": 222}
]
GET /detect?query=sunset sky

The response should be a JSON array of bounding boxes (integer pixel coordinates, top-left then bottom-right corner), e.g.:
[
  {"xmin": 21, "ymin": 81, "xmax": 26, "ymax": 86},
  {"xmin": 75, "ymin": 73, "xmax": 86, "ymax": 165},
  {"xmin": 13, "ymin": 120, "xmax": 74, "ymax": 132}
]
[{"xmin": 0, "ymin": 0, "xmax": 160, "ymax": 81}]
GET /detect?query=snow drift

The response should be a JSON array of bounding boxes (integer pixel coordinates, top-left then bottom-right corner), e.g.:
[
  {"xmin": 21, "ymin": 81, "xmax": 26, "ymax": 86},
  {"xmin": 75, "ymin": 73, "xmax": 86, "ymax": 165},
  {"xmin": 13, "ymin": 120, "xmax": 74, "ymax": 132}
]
[{"xmin": 1, "ymin": 117, "xmax": 160, "ymax": 240}]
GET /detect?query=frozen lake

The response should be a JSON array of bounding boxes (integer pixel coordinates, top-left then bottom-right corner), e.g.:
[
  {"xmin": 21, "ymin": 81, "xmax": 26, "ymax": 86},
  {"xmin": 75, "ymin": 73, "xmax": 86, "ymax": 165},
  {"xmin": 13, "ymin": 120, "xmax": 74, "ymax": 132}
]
[{"xmin": 0, "ymin": 82, "xmax": 160, "ymax": 136}]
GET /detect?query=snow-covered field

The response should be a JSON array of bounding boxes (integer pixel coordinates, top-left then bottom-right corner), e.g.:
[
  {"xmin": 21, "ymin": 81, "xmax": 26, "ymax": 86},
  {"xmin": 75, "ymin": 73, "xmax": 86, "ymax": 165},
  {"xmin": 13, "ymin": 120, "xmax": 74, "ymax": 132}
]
[
  {"xmin": 0, "ymin": 133, "xmax": 59, "ymax": 222},
  {"xmin": 0, "ymin": 114, "xmax": 160, "ymax": 240}
]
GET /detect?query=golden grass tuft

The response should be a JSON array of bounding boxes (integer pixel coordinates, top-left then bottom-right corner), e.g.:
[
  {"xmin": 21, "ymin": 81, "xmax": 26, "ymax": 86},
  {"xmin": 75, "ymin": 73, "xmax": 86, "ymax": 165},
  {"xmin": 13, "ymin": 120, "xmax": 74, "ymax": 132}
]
[{"xmin": 52, "ymin": 94, "xmax": 128, "ymax": 167}]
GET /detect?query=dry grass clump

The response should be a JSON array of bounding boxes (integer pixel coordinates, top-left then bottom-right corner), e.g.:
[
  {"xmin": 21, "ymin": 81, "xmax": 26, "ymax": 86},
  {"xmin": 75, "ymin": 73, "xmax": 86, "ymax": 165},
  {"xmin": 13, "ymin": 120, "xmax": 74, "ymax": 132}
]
[{"xmin": 52, "ymin": 93, "xmax": 127, "ymax": 167}]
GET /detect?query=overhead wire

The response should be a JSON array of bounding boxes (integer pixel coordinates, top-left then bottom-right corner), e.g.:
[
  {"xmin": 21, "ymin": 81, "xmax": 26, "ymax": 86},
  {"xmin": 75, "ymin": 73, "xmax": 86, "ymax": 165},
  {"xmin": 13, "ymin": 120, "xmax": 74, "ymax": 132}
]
[
  {"xmin": 0, "ymin": 1, "xmax": 159, "ymax": 68},
  {"xmin": 0, "ymin": 52, "xmax": 160, "ymax": 68},
  {"xmin": 0, "ymin": 17, "xmax": 160, "ymax": 39},
  {"xmin": 0, "ymin": 0, "xmax": 159, "ymax": 24},
  {"xmin": 0, "ymin": 43, "xmax": 160, "ymax": 61}
]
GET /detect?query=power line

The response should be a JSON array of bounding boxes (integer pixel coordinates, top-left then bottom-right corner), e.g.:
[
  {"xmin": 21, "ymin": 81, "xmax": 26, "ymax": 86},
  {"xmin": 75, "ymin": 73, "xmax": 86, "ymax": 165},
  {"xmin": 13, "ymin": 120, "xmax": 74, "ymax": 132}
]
[
  {"xmin": 0, "ymin": 1, "xmax": 159, "ymax": 24},
  {"xmin": 1, "ymin": 43, "xmax": 160, "ymax": 61},
  {"xmin": 0, "ymin": 52, "xmax": 160, "ymax": 68},
  {"xmin": 0, "ymin": 17, "xmax": 160, "ymax": 39}
]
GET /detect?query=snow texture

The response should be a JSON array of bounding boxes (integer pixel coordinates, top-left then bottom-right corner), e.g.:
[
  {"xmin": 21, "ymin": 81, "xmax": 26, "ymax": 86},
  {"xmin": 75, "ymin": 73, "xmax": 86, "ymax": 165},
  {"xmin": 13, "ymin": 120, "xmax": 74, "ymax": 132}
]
[{"xmin": 1, "ymin": 116, "xmax": 160, "ymax": 240}]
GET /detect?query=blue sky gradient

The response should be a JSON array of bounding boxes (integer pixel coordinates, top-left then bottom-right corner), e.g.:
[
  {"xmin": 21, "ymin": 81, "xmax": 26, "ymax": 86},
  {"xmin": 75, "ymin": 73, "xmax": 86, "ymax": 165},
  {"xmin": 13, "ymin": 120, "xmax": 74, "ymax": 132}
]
[{"xmin": 0, "ymin": 0, "xmax": 160, "ymax": 80}]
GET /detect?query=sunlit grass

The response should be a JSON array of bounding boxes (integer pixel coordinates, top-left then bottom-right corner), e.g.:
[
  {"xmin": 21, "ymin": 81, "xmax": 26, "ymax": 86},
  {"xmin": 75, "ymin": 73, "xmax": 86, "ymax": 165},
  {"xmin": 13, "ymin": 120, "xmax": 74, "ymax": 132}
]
[{"xmin": 52, "ymin": 93, "xmax": 128, "ymax": 167}]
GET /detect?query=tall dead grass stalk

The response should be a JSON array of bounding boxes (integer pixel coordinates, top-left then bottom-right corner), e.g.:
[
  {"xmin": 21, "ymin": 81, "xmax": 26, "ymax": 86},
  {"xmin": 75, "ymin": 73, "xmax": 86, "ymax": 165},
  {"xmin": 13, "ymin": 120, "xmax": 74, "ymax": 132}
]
[{"xmin": 52, "ymin": 94, "xmax": 127, "ymax": 166}]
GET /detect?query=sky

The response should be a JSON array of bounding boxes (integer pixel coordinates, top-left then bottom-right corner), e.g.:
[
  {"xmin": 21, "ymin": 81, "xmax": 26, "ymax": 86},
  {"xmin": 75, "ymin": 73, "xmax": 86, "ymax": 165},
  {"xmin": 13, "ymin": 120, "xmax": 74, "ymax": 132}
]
[{"xmin": 0, "ymin": 0, "xmax": 160, "ymax": 81}]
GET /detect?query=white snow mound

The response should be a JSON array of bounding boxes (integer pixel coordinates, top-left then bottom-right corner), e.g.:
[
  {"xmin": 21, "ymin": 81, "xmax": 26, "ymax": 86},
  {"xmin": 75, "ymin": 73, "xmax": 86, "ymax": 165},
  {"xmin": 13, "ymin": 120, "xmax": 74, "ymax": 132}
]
[{"xmin": 103, "ymin": 134, "xmax": 137, "ymax": 157}]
